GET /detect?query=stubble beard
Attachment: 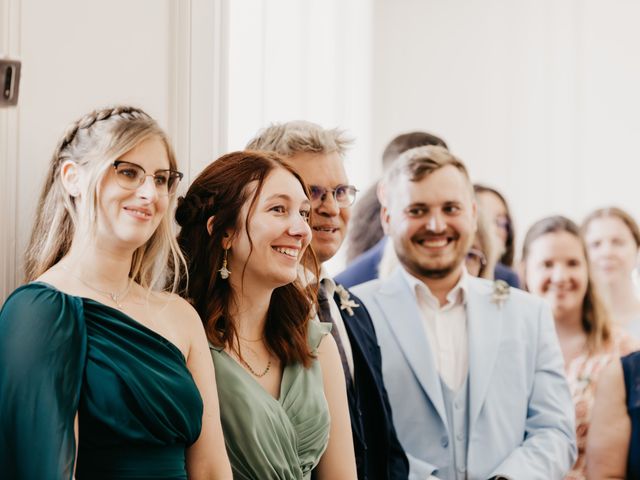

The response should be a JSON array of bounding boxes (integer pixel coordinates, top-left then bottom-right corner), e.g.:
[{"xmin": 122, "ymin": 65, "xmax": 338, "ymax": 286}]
[{"xmin": 395, "ymin": 236, "xmax": 472, "ymax": 281}]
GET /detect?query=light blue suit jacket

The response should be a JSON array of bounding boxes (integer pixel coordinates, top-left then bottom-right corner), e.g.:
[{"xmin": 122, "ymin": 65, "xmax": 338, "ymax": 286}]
[{"xmin": 353, "ymin": 269, "xmax": 576, "ymax": 480}]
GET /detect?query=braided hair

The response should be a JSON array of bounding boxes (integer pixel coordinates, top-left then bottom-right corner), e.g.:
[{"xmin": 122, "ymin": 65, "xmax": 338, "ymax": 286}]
[{"xmin": 25, "ymin": 105, "xmax": 185, "ymax": 291}]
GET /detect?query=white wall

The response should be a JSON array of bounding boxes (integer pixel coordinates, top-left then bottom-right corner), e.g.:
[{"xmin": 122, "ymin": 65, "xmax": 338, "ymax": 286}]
[
  {"xmin": 225, "ymin": 0, "xmax": 373, "ymax": 273},
  {"xmin": 0, "ymin": 0, "xmax": 224, "ymax": 301},
  {"xmin": 372, "ymin": 0, "xmax": 640, "ymax": 256}
]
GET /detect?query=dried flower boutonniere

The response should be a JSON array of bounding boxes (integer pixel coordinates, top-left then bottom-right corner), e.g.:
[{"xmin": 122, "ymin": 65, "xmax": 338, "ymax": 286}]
[
  {"xmin": 491, "ymin": 279, "xmax": 510, "ymax": 308},
  {"xmin": 335, "ymin": 284, "xmax": 360, "ymax": 316}
]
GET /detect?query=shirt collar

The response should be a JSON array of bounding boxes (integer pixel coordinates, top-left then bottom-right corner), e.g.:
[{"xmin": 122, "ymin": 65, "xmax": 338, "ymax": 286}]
[{"xmin": 400, "ymin": 266, "xmax": 469, "ymax": 308}]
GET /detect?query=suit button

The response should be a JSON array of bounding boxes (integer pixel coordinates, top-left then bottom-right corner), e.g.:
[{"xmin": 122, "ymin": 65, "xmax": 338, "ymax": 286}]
[
  {"xmin": 440, "ymin": 436, "xmax": 449, "ymax": 448},
  {"xmin": 457, "ymin": 465, "xmax": 466, "ymax": 474},
  {"xmin": 454, "ymin": 400, "xmax": 462, "ymax": 409},
  {"xmin": 456, "ymin": 432, "xmax": 464, "ymax": 441}
]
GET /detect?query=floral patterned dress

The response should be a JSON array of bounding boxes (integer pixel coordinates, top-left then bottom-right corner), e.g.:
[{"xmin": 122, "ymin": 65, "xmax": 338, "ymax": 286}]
[{"xmin": 564, "ymin": 328, "xmax": 638, "ymax": 480}]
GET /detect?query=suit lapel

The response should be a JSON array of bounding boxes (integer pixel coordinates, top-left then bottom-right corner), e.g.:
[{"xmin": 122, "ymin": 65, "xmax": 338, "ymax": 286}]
[
  {"xmin": 377, "ymin": 270, "xmax": 448, "ymax": 427},
  {"xmin": 467, "ymin": 279, "xmax": 504, "ymax": 430},
  {"xmin": 331, "ymin": 289, "xmax": 366, "ymax": 448}
]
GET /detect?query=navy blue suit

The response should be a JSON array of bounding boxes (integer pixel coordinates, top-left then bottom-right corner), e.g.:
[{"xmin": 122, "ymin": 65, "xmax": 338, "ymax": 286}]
[
  {"xmin": 337, "ymin": 237, "xmax": 521, "ymax": 289},
  {"xmin": 328, "ymin": 287, "xmax": 409, "ymax": 480},
  {"xmin": 336, "ymin": 238, "xmax": 386, "ymax": 289}
]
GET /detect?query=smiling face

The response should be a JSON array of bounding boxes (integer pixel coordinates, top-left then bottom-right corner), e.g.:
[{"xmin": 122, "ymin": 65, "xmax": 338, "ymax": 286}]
[
  {"xmin": 227, "ymin": 167, "xmax": 312, "ymax": 289},
  {"xmin": 584, "ymin": 215, "xmax": 639, "ymax": 288},
  {"xmin": 525, "ymin": 231, "xmax": 589, "ymax": 320},
  {"xmin": 93, "ymin": 136, "xmax": 171, "ymax": 251},
  {"xmin": 384, "ymin": 165, "xmax": 477, "ymax": 283},
  {"xmin": 285, "ymin": 151, "xmax": 350, "ymax": 263}
]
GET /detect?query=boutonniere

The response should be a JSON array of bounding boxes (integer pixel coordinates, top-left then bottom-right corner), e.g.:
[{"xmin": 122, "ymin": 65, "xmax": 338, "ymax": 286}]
[
  {"xmin": 491, "ymin": 279, "xmax": 510, "ymax": 308},
  {"xmin": 335, "ymin": 285, "xmax": 360, "ymax": 316}
]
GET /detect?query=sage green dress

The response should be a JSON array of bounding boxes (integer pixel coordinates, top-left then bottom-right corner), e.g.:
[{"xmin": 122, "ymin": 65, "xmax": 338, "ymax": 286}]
[
  {"xmin": 0, "ymin": 282, "xmax": 203, "ymax": 479},
  {"xmin": 211, "ymin": 321, "xmax": 332, "ymax": 479}
]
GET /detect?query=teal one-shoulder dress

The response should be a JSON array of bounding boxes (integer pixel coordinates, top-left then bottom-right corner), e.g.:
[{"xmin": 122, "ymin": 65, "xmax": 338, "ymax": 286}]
[
  {"xmin": 211, "ymin": 321, "xmax": 332, "ymax": 479},
  {"xmin": 0, "ymin": 282, "xmax": 203, "ymax": 479}
]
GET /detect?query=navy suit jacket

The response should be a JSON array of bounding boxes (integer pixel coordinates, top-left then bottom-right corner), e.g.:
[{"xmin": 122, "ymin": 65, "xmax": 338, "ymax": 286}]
[
  {"xmin": 331, "ymin": 288, "xmax": 409, "ymax": 480},
  {"xmin": 337, "ymin": 237, "xmax": 521, "ymax": 289},
  {"xmin": 335, "ymin": 238, "xmax": 386, "ymax": 288}
]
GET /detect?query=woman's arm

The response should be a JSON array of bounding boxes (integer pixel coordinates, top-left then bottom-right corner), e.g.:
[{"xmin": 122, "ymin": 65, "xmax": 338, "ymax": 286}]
[
  {"xmin": 586, "ymin": 360, "xmax": 629, "ymax": 480},
  {"xmin": 315, "ymin": 334, "xmax": 358, "ymax": 480},
  {"xmin": 180, "ymin": 301, "xmax": 233, "ymax": 479}
]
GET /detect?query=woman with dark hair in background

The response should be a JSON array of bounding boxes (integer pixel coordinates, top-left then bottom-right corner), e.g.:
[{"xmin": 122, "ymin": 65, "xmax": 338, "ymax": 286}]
[
  {"xmin": 522, "ymin": 215, "xmax": 637, "ymax": 480},
  {"xmin": 582, "ymin": 206, "xmax": 640, "ymax": 338},
  {"xmin": 176, "ymin": 150, "xmax": 357, "ymax": 479},
  {"xmin": 474, "ymin": 184, "xmax": 520, "ymax": 288}
]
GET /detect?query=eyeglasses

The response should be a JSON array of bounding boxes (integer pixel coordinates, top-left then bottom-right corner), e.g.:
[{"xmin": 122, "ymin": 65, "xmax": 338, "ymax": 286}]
[
  {"xmin": 112, "ymin": 161, "xmax": 183, "ymax": 196},
  {"xmin": 309, "ymin": 184, "xmax": 358, "ymax": 208}
]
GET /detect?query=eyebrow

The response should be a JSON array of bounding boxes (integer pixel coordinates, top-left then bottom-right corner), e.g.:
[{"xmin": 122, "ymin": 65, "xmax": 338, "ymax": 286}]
[{"xmin": 265, "ymin": 193, "xmax": 311, "ymax": 207}]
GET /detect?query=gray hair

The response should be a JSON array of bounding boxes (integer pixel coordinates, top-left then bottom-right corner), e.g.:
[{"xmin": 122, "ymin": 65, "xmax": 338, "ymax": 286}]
[{"xmin": 246, "ymin": 120, "xmax": 352, "ymax": 158}]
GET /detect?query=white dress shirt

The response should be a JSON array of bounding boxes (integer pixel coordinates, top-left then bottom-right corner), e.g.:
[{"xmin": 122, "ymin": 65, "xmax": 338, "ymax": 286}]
[{"xmin": 401, "ymin": 268, "xmax": 469, "ymax": 392}]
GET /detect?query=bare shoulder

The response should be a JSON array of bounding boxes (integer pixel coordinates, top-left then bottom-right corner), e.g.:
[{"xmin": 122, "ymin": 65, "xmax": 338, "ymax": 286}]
[{"xmin": 152, "ymin": 291, "xmax": 203, "ymax": 330}]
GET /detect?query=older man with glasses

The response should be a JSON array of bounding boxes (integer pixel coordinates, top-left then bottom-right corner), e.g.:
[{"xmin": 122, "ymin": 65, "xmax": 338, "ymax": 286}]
[{"xmin": 247, "ymin": 121, "xmax": 409, "ymax": 480}]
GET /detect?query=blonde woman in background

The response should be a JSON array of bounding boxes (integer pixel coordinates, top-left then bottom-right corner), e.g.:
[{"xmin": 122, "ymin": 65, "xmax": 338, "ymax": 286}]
[
  {"xmin": 582, "ymin": 206, "xmax": 640, "ymax": 338},
  {"xmin": 0, "ymin": 106, "xmax": 231, "ymax": 479},
  {"xmin": 522, "ymin": 215, "xmax": 637, "ymax": 480}
]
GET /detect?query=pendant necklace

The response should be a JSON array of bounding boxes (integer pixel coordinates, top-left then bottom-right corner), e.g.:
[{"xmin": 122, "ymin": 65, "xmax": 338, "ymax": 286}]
[{"xmin": 60, "ymin": 265, "xmax": 132, "ymax": 309}]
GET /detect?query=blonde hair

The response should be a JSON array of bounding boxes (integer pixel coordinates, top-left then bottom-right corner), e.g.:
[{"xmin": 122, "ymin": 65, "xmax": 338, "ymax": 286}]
[
  {"xmin": 25, "ymin": 105, "xmax": 185, "ymax": 291},
  {"xmin": 382, "ymin": 145, "xmax": 473, "ymax": 205},
  {"xmin": 246, "ymin": 120, "xmax": 352, "ymax": 158}
]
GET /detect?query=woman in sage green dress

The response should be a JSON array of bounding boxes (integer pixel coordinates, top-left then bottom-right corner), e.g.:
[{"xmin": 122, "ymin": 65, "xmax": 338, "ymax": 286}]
[
  {"xmin": 0, "ymin": 106, "xmax": 232, "ymax": 479},
  {"xmin": 176, "ymin": 150, "xmax": 358, "ymax": 479}
]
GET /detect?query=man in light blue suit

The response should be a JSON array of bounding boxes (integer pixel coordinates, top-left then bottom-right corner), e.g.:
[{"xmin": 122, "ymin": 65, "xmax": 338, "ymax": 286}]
[{"xmin": 353, "ymin": 145, "xmax": 576, "ymax": 480}]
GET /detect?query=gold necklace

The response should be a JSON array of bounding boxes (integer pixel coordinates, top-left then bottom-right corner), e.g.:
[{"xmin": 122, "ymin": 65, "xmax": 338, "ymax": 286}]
[
  {"xmin": 239, "ymin": 355, "xmax": 272, "ymax": 377},
  {"xmin": 60, "ymin": 265, "xmax": 132, "ymax": 309}
]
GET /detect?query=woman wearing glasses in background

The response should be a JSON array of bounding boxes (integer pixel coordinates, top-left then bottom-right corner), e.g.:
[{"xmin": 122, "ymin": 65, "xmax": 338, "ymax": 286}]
[{"xmin": 0, "ymin": 106, "xmax": 232, "ymax": 479}]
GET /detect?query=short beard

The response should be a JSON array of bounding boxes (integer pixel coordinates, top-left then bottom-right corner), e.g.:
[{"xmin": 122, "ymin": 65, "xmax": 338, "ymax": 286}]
[
  {"xmin": 396, "ymin": 248, "xmax": 465, "ymax": 281},
  {"xmin": 403, "ymin": 258, "xmax": 462, "ymax": 280}
]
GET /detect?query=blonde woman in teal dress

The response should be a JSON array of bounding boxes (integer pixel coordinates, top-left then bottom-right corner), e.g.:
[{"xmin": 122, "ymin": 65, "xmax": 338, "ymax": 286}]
[
  {"xmin": 0, "ymin": 106, "xmax": 232, "ymax": 479},
  {"xmin": 176, "ymin": 150, "xmax": 358, "ymax": 479}
]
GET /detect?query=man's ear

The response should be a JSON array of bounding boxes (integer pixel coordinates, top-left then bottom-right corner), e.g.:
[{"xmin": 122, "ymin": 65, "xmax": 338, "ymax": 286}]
[
  {"xmin": 471, "ymin": 199, "xmax": 478, "ymax": 233},
  {"xmin": 380, "ymin": 205, "xmax": 391, "ymax": 235},
  {"xmin": 376, "ymin": 180, "xmax": 386, "ymax": 204},
  {"xmin": 60, "ymin": 160, "xmax": 81, "ymax": 197}
]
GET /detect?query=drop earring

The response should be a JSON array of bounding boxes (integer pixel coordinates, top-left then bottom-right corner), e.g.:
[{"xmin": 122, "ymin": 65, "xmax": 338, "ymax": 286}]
[{"xmin": 219, "ymin": 248, "xmax": 231, "ymax": 279}]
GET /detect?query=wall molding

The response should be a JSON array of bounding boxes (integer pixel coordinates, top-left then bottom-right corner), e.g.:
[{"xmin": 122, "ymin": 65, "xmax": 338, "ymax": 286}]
[
  {"xmin": 169, "ymin": 0, "xmax": 228, "ymax": 185},
  {"xmin": 0, "ymin": 0, "xmax": 21, "ymax": 302}
]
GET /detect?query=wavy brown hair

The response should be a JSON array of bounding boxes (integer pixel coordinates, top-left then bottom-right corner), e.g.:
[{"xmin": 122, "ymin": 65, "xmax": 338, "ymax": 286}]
[
  {"xmin": 522, "ymin": 215, "xmax": 611, "ymax": 354},
  {"xmin": 176, "ymin": 150, "xmax": 319, "ymax": 367}
]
